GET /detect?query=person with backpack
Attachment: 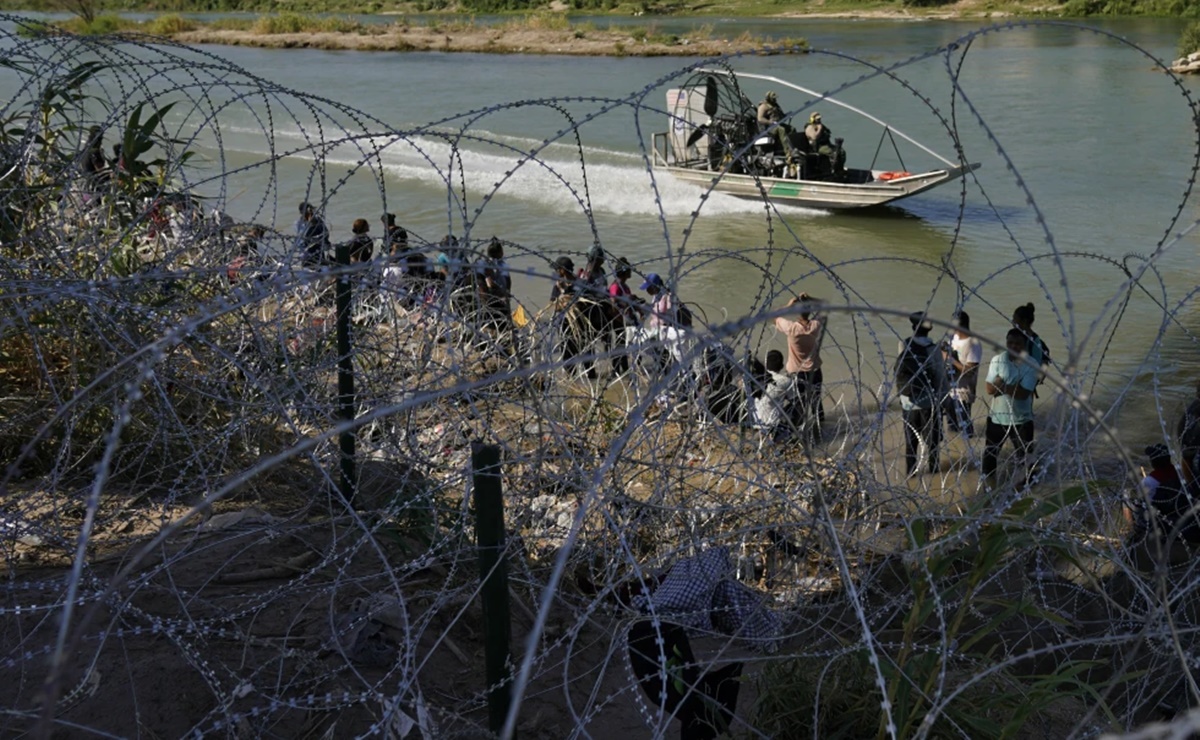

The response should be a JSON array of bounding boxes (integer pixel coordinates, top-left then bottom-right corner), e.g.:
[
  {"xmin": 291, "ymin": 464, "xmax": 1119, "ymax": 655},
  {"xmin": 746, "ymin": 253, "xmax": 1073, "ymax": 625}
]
[
  {"xmin": 982, "ymin": 328, "xmax": 1039, "ymax": 486},
  {"xmin": 896, "ymin": 312, "xmax": 949, "ymax": 477},
  {"xmin": 1012, "ymin": 302, "xmax": 1051, "ymax": 384}
]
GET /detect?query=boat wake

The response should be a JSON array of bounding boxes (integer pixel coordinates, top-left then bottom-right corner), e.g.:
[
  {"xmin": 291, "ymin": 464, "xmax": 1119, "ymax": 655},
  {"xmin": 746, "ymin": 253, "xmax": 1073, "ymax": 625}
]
[{"xmin": 210, "ymin": 122, "xmax": 829, "ymax": 219}]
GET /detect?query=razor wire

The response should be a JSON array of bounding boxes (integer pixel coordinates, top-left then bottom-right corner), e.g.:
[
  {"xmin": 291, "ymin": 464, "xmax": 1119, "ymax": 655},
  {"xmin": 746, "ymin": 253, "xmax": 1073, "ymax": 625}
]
[{"xmin": 2, "ymin": 15, "xmax": 1200, "ymax": 740}]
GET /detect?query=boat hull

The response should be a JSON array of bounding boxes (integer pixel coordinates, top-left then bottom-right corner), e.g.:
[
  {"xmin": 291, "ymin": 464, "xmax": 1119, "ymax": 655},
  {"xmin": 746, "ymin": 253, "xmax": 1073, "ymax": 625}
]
[{"xmin": 659, "ymin": 163, "xmax": 980, "ymax": 210}]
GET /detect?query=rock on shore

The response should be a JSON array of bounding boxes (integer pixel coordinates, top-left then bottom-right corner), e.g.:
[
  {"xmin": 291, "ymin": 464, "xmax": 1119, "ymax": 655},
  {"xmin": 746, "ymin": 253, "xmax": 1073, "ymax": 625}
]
[{"xmin": 1171, "ymin": 51, "xmax": 1200, "ymax": 74}]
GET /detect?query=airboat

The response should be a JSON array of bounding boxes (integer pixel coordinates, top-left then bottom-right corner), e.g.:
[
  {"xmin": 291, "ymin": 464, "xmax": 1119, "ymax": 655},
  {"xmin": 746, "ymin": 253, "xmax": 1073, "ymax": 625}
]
[{"xmin": 652, "ymin": 69, "xmax": 980, "ymax": 210}]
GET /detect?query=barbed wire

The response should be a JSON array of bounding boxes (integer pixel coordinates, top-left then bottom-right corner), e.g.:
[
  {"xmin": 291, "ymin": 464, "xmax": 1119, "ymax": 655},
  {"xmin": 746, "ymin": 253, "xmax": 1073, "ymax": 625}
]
[{"xmin": 1, "ymin": 15, "xmax": 1199, "ymax": 739}]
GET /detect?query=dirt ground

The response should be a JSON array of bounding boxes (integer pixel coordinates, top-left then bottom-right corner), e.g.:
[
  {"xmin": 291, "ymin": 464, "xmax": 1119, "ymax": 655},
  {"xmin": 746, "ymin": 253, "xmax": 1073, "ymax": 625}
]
[{"xmin": 0, "ymin": 379, "xmax": 1134, "ymax": 739}]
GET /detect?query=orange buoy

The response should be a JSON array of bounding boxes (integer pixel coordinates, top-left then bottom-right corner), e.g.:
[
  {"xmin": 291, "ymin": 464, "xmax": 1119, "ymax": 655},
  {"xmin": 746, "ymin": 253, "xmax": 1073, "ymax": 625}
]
[{"xmin": 877, "ymin": 171, "xmax": 913, "ymax": 181}]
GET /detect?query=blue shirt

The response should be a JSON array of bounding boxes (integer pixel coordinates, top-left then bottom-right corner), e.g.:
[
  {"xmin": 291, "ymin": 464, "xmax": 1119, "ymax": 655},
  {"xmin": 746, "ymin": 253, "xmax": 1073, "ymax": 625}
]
[{"xmin": 986, "ymin": 351, "xmax": 1037, "ymax": 425}]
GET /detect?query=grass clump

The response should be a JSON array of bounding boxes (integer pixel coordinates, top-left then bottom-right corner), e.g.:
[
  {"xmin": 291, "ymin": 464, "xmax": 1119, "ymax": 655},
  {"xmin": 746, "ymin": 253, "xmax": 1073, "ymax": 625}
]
[
  {"xmin": 206, "ymin": 18, "xmax": 254, "ymax": 31},
  {"xmin": 250, "ymin": 13, "xmax": 365, "ymax": 35},
  {"xmin": 59, "ymin": 14, "xmax": 137, "ymax": 35},
  {"xmin": 145, "ymin": 14, "xmax": 196, "ymax": 36},
  {"xmin": 506, "ymin": 12, "xmax": 573, "ymax": 32}
]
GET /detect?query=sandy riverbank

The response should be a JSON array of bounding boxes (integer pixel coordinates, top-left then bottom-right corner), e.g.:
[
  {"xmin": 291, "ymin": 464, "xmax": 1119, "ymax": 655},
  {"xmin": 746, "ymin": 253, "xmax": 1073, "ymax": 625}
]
[
  {"xmin": 171, "ymin": 24, "xmax": 805, "ymax": 56},
  {"xmin": 159, "ymin": 0, "xmax": 1054, "ymax": 57}
]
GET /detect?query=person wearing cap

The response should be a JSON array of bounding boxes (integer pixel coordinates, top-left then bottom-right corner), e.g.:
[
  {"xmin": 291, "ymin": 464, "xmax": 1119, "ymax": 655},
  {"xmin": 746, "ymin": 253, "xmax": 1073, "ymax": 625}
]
[
  {"xmin": 804, "ymin": 112, "xmax": 847, "ymax": 174},
  {"xmin": 942, "ymin": 310, "xmax": 982, "ymax": 438},
  {"xmin": 982, "ymin": 328, "xmax": 1039, "ymax": 486},
  {"xmin": 756, "ymin": 91, "xmax": 794, "ymax": 161},
  {"xmin": 640, "ymin": 272, "xmax": 675, "ymax": 333},
  {"xmin": 1125, "ymin": 443, "xmax": 1200, "ymax": 551},
  {"xmin": 896, "ymin": 312, "xmax": 949, "ymax": 476},
  {"xmin": 804, "ymin": 112, "xmax": 831, "ymax": 149},
  {"xmin": 775, "ymin": 293, "xmax": 825, "ymax": 444},
  {"xmin": 294, "ymin": 201, "xmax": 330, "ymax": 267}
]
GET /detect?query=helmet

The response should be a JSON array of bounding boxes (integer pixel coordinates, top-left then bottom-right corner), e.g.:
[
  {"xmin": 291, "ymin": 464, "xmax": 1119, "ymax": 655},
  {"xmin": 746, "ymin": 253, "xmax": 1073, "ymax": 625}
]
[
  {"xmin": 765, "ymin": 91, "xmax": 777, "ymax": 103},
  {"xmin": 809, "ymin": 112, "xmax": 822, "ymax": 124}
]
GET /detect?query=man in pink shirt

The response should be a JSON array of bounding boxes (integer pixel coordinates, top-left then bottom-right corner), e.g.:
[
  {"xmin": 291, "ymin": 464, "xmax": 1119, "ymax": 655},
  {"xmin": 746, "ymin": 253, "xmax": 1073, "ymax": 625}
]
[{"xmin": 774, "ymin": 292, "xmax": 825, "ymax": 443}]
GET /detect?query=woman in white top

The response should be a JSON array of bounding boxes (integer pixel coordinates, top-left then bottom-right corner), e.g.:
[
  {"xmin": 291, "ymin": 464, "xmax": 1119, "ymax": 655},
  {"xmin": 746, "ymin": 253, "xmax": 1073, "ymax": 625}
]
[{"xmin": 943, "ymin": 310, "xmax": 982, "ymax": 438}]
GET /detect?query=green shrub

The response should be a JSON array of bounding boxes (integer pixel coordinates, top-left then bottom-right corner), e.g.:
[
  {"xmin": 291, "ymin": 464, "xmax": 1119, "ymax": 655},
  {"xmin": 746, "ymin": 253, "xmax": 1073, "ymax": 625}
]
[
  {"xmin": 251, "ymin": 12, "xmax": 303, "ymax": 34},
  {"xmin": 1180, "ymin": 20, "xmax": 1200, "ymax": 57},
  {"xmin": 60, "ymin": 14, "xmax": 137, "ymax": 35},
  {"xmin": 1060, "ymin": 0, "xmax": 1200, "ymax": 16}
]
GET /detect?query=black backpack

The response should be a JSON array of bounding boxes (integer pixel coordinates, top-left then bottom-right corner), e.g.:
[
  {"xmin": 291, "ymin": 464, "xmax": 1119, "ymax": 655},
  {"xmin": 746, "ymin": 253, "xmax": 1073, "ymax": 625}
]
[
  {"xmin": 896, "ymin": 340, "xmax": 936, "ymax": 403},
  {"xmin": 676, "ymin": 302, "xmax": 693, "ymax": 328}
]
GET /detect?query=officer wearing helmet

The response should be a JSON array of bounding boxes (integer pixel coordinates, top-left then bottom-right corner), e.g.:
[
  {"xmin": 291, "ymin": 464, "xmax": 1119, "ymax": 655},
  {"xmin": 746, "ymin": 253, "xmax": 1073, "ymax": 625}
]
[
  {"xmin": 804, "ymin": 111, "xmax": 847, "ymax": 174},
  {"xmin": 756, "ymin": 90, "xmax": 794, "ymax": 160},
  {"xmin": 804, "ymin": 112, "xmax": 831, "ymax": 149}
]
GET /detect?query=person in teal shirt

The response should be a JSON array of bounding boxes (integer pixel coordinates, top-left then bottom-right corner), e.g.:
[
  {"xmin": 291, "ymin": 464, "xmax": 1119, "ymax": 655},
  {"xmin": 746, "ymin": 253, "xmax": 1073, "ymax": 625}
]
[{"xmin": 983, "ymin": 328, "xmax": 1039, "ymax": 484}]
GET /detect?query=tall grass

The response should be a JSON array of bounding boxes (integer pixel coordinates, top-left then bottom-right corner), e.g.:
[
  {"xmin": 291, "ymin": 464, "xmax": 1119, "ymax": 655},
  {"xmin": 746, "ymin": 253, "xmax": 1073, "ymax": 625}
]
[
  {"xmin": 501, "ymin": 12, "xmax": 573, "ymax": 32},
  {"xmin": 250, "ymin": 13, "xmax": 366, "ymax": 35},
  {"xmin": 145, "ymin": 14, "xmax": 196, "ymax": 35}
]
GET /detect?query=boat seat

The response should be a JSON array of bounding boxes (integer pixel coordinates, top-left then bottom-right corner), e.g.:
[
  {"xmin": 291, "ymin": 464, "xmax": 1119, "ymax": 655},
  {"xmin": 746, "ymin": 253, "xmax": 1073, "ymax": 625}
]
[{"xmin": 802, "ymin": 152, "xmax": 829, "ymax": 181}]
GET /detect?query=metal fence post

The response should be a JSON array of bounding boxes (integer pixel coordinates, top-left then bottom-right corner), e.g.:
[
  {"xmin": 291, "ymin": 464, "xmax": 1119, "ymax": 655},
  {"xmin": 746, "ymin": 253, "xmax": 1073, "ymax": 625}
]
[
  {"xmin": 334, "ymin": 240, "xmax": 356, "ymax": 507},
  {"xmin": 472, "ymin": 443, "xmax": 513, "ymax": 737}
]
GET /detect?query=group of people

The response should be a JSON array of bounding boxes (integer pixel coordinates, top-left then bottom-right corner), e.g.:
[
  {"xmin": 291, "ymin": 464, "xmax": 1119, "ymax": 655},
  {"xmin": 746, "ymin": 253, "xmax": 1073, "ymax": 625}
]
[
  {"xmin": 273, "ymin": 207, "xmax": 1200, "ymax": 557},
  {"xmin": 758, "ymin": 294, "xmax": 1055, "ymax": 484},
  {"xmin": 279, "ymin": 202, "xmax": 696, "ymax": 376},
  {"xmin": 755, "ymin": 92, "xmax": 846, "ymax": 174},
  {"xmin": 895, "ymin": 302, "xmax": 1051, "ymax": 484}
]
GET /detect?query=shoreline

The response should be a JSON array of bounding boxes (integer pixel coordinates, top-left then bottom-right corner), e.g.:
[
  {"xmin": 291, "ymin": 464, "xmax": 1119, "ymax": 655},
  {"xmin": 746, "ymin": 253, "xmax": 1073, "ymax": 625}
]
[
  {"xmin": 34, "ymin": 2, "xmax": 1078, "ymax": 57},
  {"xmin": 169, "ymin": 25, "xmax": 807, "ymax": 56}
]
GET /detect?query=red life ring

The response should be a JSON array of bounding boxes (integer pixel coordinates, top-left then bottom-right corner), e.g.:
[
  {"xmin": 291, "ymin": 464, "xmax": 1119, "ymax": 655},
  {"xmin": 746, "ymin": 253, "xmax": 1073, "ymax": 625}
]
[{"xmin": 877, "ymin": 171, "xmax": 913, "ymax": 181}]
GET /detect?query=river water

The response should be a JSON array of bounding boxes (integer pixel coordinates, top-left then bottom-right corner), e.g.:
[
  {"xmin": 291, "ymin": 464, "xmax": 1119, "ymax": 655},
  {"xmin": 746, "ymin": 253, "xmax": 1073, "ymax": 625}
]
[{"xmin": 4, "ymin": 15, "xmax": 1199, "ymax": 445}]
